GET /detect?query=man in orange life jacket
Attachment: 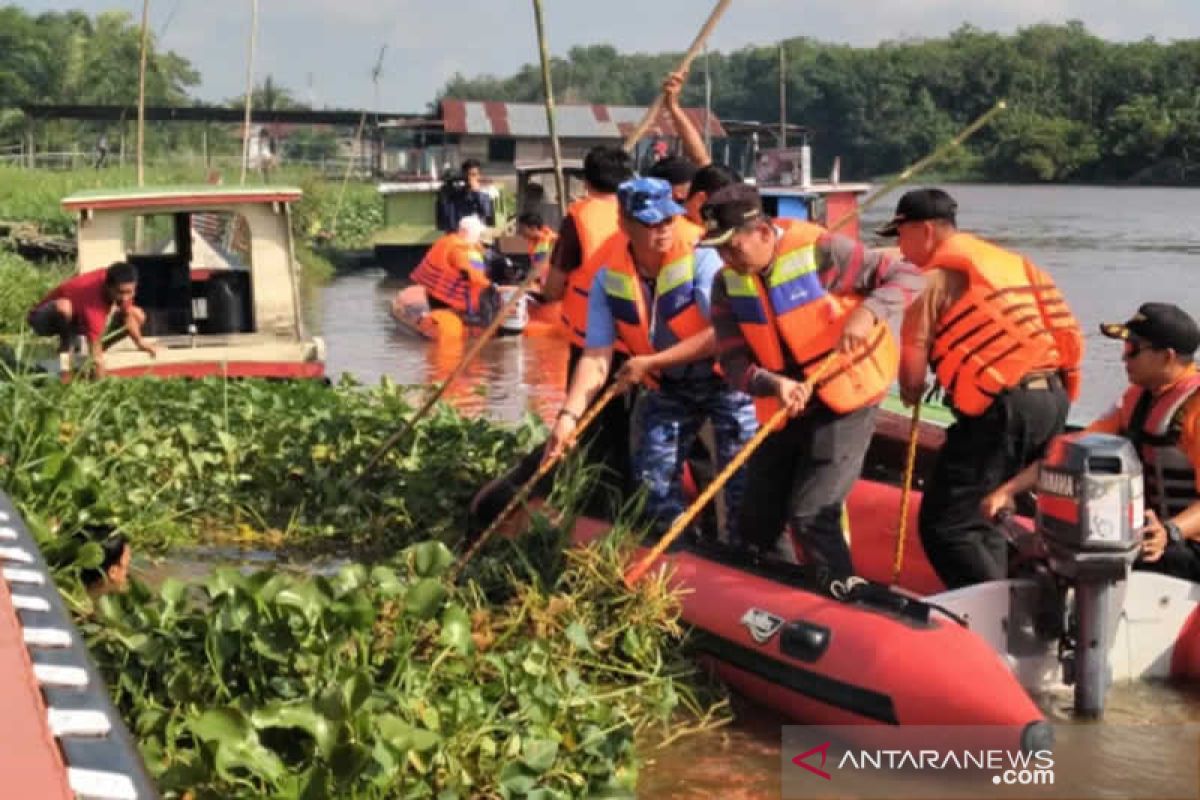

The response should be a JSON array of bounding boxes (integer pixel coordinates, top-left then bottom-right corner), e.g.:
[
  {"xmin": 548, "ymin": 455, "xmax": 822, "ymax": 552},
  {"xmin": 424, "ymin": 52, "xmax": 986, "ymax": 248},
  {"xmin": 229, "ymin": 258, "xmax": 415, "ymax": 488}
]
[
  {"xmin": 516, "ymin": 211, "xmax": 557, "ymax": 286},
  {"xmin": 888, "ymin": 188, "xmax": 1083, "ymax": 589},
  {"xmin": 704, "ymin": 184, "xmax": 926, "ymax": 575},
  {"xmin": 983, "ymin": 304, "xmax": 1200, "ymax": 582},
  {"xmin": 411, "ymin": 215, "xmax": 498, "ymax": 326},
  {"xmin": 540, "ymin": 145, "xmax": 636, "ymax": 510},
  {"xmin": 544, "ymin": 177, "xmax": 757, "ymax": 534}
]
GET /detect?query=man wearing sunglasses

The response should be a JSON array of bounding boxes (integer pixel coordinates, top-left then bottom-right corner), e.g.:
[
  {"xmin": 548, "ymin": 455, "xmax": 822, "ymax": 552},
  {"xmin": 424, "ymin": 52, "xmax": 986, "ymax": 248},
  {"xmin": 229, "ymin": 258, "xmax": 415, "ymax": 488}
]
[
  {"xmin": 983, "ymin": 303, "xmax": 1200, "ymax": 582},
  {"xmin": 545, "ymin": 177, "xmax": 757, "ymax": 539}
]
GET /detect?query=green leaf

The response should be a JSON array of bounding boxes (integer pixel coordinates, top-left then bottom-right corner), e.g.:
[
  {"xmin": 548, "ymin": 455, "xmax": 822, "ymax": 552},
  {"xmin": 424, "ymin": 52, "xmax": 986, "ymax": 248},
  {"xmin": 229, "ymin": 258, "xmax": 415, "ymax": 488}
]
[
  {"xmin": 376, "ymin": 715, "xmax": 441, "ymax": 753},
  {"xmin": 190, "ymin": 707, "xmax": 252, "ymax": 746},
  {"xmin": 499, "ymin": 761, "xmax": 537, "ymax": 795},
  {"xmin": 439, "ymin": 604, "xmax": 473, "ymax": 656},
  {"xmin": 405, "ymin": 577, "xmax": 447, "ymax": 620},
  {"xmin": 368, "ymin": 565, "xmax": 404, "ymax": 596},
  {"xmin": 522, "ymin": 738, "xmax": 559, "ymax": 773},
  {"xmin": 329, "ymin": 742, "xmax": 370, "ymax": 783},
  {"xmin": 251, "ymin": 701, "xmax": 336, "ymax": 759},
  {"xmin": 564, "ymin": 621, "xmax": 593, "ymax": 653},
  {"xmin": 159, "ymin": 577, "xmax": 187, "ymax": 607},
  {"xmin": 75, "ymin": 541, "xmax": 104, "ymax": 569},
  {"xmin": 409, "ymin": 540, "xmax": 455, "ymax": 577},
  {"xmin": 342, "ymin": 671, "xmax": 371, "ymax": 714}
]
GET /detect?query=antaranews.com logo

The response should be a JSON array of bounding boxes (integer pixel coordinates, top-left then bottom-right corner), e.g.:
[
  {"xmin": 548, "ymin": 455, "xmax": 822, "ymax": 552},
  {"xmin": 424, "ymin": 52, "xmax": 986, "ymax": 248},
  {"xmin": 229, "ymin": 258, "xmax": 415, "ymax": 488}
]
[
  {"xmin": 782, "ymin": 724, "xmax": 1200, "ymax": 800},
  {"xmin": 791, "ymin": 739, "xmax": 1054, "ymax": 786}
]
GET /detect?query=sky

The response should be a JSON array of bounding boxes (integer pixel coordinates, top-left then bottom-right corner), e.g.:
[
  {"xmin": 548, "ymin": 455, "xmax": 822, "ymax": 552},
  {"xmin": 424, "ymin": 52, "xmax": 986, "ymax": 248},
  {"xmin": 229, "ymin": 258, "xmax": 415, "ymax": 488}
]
[{"xmin": 19, "ymin": 0, "xmax": 1200, "ymax": 112}]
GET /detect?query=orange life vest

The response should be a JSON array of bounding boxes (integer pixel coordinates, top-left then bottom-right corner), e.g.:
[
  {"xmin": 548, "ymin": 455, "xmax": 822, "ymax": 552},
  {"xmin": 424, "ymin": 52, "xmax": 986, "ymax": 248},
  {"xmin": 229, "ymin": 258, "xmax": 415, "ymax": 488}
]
[
  {"xmin": 600, "ymin": 234, "xmax": 709, "ymax": 358},
  {"xmin": 560, "ymin": 195, "xmax": 620, "ymax": 347},
  {"xmin": 1118, "ymin": 368, "xmax": 1200, "ymax": 519},
  {"xmin": 722, "ymin": 221, "xmax": 899, "ymax": 424},
  {"xmin": 927, "ymin": 233, "xmax": 1083, "ymax": 417},
  {"xmin": 527, "ymin": 226, "xmax": 557, "ymax": 281},
  {"xmin": 411, "ymin": 232, "xmax": 488, "ymax": 313}
]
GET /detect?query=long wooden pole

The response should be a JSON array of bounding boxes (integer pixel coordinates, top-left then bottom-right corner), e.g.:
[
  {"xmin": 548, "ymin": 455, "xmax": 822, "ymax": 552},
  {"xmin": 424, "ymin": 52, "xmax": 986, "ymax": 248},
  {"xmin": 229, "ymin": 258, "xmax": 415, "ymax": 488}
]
[
  {"xmin": 624, "ymin": 354, "xmax": 839, "ymax": 587},
  {"xmin": 448, "ymin": 382, "xmax": 624, "ymax": 582},
  {"xmin": 531, "ymin": 0, "xmax": 567, "ymax": 217},
  {"xmin": 891, "ymin": 403, "xmax": 922, "ymax": 584},
  {"xmin": 778, "ymin": 43, "xmax": 787, "ymax": 149},
  {"xmin": 624, "ymin": 100, "xmax": 1010, "ymax": 587},
  {"xmin": 136, "ymin": 0, "xmax": 150, "ymax": 187},
  {"xmin": 354, "ymin": 0, "xmax": 569, "ymax": 480},
  {"xmin": 622, "ymin": 0, "xmax": 733, "ymax": 153},
  {"xmin": 240, "ymin": 0, "xmax": 259, "ymax": 185}
]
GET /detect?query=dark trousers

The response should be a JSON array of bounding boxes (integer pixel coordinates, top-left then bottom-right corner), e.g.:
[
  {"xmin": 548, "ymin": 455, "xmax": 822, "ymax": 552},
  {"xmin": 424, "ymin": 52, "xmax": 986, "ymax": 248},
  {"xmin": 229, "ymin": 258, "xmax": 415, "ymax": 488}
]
[
  {"xmin": 1137, "ymin": 541, "xmax": 1200, "ymax": 583},
  {"xmin": 920, "ymin": 379, "xmax": 1070, "ymax": 589},
  {"xmin": 737, "ymin": 401, "xmax": 879, "ymax": 576}
]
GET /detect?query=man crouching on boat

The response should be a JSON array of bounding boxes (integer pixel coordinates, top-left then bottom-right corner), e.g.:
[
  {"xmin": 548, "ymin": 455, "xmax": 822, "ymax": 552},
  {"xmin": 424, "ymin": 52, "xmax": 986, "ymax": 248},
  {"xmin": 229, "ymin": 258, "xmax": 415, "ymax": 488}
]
[
  {"xmin": 544, "ymin": 177, "xmax": 758, "ymax": 540},
  {"xmin": 983, "ymin": 303, "xmax": 1200, "ymax": 582},
  {"xmin": 702, "ymin": 184, "xmax": 925, "ymax": 577},
  {"xmin": 27, "ymin": 260, "xmax": 158, "ymax": 378}
]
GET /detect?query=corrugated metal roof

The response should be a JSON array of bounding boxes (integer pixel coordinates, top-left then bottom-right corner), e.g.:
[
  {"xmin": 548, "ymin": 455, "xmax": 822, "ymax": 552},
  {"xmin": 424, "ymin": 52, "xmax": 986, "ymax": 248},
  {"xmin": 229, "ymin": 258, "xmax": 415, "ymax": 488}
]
[{"xmin": 440, "ymin": 99, "xmax": 725, "ymax": 139}]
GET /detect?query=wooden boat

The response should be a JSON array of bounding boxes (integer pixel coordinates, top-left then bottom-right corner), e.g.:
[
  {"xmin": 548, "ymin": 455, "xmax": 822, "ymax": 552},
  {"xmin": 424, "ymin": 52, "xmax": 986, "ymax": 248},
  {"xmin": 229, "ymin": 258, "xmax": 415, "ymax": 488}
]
[
  {"xmin": 54, "ymin": 186, "xmax": 325, "ymax": 380},
  {"xmin": 0, "ymin": 494, "xmax": 154, "ymax": 799}
]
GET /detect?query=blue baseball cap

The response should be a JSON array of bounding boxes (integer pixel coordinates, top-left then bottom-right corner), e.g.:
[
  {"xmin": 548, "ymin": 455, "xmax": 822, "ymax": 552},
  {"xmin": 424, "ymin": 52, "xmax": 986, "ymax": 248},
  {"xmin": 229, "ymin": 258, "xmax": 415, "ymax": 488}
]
[{"xmin": 617, "ymin": 177, "xmax": 685, "ymax": 226}]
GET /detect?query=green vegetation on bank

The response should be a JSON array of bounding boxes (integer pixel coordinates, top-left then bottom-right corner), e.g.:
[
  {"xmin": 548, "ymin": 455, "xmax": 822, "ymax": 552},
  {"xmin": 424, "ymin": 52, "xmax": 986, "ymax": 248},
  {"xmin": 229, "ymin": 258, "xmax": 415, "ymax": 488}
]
[
  {"xmin": 441, "ymin": 23, "xmax": 1200, "ymax": 185},
  {"xmin": 0, "ymin": 366, "xmax": 720, "ymax": 797}
]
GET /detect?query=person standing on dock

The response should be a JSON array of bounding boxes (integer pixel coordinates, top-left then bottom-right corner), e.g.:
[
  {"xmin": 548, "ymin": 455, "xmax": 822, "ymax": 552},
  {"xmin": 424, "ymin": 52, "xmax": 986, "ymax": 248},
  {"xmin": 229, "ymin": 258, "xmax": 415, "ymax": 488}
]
[
  {"xmin": 983, "ymin": 303, "xmax": 1200, "ymax": 582},
  {"xmin": 436, "ymin": 159, "xmax": 495, "ymax": 233},
  {"xmin": 703, "ymin": 184, "xmax": 924, "ymax": 575},
  {"xmin": 887, "ymin": 187, "xmax": 1083, "ymax": 589},
  {"xmin": 544, "ymin": 177, "xmax": 758, "ymax": 538}
]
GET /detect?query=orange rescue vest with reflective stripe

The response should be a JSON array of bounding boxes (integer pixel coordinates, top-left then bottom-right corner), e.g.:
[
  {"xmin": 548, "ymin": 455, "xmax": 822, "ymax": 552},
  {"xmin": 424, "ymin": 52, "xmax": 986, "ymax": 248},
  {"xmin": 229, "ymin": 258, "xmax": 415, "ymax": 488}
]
[
  {"xmin": 411, "ymin": 232, "xmax": 488, "ymax": 313},
  {"xmin": 928, "ymin": 233, "xmax": 1083, "ymax": 417},
  {"xmin": 1118, "ymin": 369, "xmax": 1200, "ymax": 519},
  {"xmin": 560, "ymin": 195, "xmax": 620, "ymax": 347},
  {"xmin": 722, "ymin": 221, "xmax": 898, "ymax": 422},
  {"xmin": 600, "ymin": 235, "xmax": 709, "ymax": 358}
]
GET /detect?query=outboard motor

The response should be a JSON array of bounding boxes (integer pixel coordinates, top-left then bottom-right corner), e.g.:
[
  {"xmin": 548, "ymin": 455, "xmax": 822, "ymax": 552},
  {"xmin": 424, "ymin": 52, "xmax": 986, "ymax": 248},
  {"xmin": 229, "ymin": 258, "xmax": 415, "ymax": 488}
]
[{"xmin": 1035, "ymin": 432, "xmax": 1143, "ymax": 717}]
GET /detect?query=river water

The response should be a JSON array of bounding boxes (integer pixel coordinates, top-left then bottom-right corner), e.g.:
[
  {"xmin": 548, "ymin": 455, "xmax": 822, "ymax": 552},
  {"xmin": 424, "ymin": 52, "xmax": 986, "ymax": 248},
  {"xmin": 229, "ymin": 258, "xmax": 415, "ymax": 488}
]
[{"xmin": 301, "ymin": 184, "xmax": 1200, "ymax": 796}]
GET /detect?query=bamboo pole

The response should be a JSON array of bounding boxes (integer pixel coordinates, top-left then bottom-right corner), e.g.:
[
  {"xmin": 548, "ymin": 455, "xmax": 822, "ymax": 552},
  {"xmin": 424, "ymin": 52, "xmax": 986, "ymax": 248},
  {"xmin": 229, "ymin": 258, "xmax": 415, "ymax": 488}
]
[
  {"xmin": 240, "ymin": 0, "xmax": 259, "ymax": 185},
  {"xmin": 531, "ymin": 0, "xmax": 567, "ymax": 217},
  {"xmin": 622, "ymin": 0, "xmax": 733, "ymax": 153},
  {"xmin": 448, "ymin": 382, "xmax": 624, "ymax": 582},
  {"xmin": 136, "ymin": 0, "xmax": 150, "ymax": 187},
  {"xmin": 891, "ymin": 403, "xmax": 922, "ymax": 584}
]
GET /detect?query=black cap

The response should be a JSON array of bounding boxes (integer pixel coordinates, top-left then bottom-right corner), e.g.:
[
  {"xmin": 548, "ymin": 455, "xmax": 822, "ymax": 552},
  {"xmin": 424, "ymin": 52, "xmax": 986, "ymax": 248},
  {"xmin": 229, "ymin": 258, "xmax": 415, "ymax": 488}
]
[
  {"xmin": 1100, "ymin": 303, "xmax": 1200, "ymax": 356},
  {"xmin": 699, "ymin": 183, "xmax": 764, "ymax": 246},
  {"xmin": 875, "ymin": 188, "xmax": 958, "ymax": 237}
]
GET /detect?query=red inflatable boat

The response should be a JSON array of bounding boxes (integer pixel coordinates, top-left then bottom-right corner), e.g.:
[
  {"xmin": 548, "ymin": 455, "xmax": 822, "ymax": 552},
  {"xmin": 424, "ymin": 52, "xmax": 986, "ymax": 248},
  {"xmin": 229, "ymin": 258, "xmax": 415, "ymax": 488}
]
[{"xmin": 566, "ymin": 475, "xmax": 1049, "ymax": 748}]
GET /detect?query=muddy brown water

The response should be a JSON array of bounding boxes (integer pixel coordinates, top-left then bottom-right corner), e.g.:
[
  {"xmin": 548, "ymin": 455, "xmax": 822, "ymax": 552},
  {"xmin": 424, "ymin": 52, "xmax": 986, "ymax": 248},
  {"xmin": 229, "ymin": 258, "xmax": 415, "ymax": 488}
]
[{"xmin": 166, "ymin": 184, "xmax": 1200, "ymax": 797}]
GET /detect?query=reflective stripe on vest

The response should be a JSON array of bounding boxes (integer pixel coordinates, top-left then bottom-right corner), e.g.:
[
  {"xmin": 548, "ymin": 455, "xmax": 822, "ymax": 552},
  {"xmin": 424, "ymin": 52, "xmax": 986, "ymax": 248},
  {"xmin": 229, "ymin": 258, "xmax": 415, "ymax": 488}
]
[
  {"xmin": 1119, "ymin": 371, "xmax": 1200, "ymax": 519},
  {"xmin": 529, "ymin": 227, "xmax": 557, "ymax": 276},
  {"xmin": 560, "ymin": 196, "xmax": 620, "ymax": 347},
  {"xmin": 600, "ymin": 237, "xmax": 707, "ymax": 358},
  {"xmin": 722, "ymin": 221, "xmax": 898, "ymax": 421},
  {"xmin": 411, "ymin": 234, "xmax": 486, "ymax": 313},
  {"xmin": 928, "ymin": 232, "xmax": 1080, "ymax": 416}
]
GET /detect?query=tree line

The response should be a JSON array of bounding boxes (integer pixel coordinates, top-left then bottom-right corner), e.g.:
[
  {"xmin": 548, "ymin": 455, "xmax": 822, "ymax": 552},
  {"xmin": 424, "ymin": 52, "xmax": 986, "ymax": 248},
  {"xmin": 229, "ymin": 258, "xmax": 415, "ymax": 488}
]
[
  {"xmin": 0, "ymin": 6, "xmax": 338, "ymax": 161},
  {"xmin": 439, "ymin": 22, "xmax": 1200, "ymax": 185}
]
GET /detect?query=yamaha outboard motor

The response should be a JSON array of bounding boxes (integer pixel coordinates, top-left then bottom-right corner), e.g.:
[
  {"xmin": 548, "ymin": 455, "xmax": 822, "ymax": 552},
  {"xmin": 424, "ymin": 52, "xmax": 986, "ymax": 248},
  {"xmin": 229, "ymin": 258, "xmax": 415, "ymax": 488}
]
[{"xmin": 1036, "ymin": 432, "xmax": 1143, "ymax": 716}]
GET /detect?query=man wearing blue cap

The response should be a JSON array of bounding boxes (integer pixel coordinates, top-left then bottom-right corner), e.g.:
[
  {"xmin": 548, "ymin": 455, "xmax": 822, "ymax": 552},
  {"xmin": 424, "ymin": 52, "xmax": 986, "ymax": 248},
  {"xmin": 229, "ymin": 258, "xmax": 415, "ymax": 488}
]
[{"xmin": 546, "ymin": 177, "xmax": 758, "ymax": 538}]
